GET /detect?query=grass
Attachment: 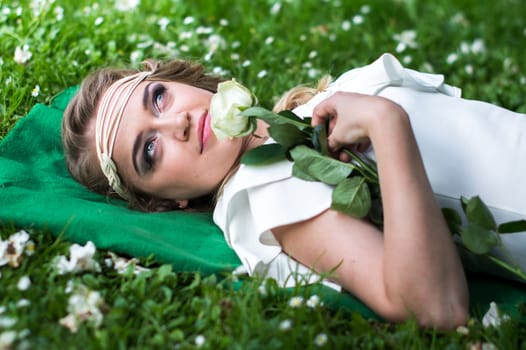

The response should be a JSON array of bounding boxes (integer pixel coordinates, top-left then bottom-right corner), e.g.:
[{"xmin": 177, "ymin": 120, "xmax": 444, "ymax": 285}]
[{"xmin": 1, "ymin": 0, "xmax": 526, "ymax": 348}]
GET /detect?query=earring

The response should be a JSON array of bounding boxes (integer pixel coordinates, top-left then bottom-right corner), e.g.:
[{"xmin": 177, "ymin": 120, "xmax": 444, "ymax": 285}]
[{"xmin": 176, "ymin": 199, "xmax": 188, "ymax": 209}]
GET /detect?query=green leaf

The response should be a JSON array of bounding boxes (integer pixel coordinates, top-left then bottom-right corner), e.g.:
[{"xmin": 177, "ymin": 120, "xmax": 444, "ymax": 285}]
[
  {"xmin": 442, "ymin": 207, "xmax": 462, "ymax": 234},
  {"xmin": 462, "ymin": 196, "xmax": 497, "ymax": 230},
  {"xmin": 240, "ymin": 143, "xmax": 288, "ymax": 165},
  {"xmin": 290, "ymin": 145, "xmax": 352, "ymax": 185},
  {"xmin": 241, "ymin": 107, "xmax": 311, "ymax": 131},
  {"xmin": 460, "ymin": 223, "xmax": 500, "ymax": 254},
  {"xmin": 278, "ymin": 109, "xmax": 309, "ymax": 124},
  {"xmin": 331, "ymin": 177, "xmax": 371, "ymax": 218},
  {"xmin": 498, "ymin": 220, "xmax": 526, "ymax": 233},
  {"xmin": 268, "ymin": 123, "xmax": 307, "ymax": 148},
  {"xmin": 291, "ymin": 163, "xmax": 318, "ymax": 181},
  {"xmin": 312, "ymin": 123, "xmax": 329, "ymax": 155}
]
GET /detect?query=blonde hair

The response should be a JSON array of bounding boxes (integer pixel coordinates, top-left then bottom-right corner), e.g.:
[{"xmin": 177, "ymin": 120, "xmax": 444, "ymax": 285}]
[{"xmin": 62, "ymin": 60, "xmax": 331, "ymax": 212}]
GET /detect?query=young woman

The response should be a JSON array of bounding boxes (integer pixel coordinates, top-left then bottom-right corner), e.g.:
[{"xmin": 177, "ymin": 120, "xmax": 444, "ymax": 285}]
[{"xmin": 62, "ymin": 53, "xmax": 526, "ymax": 329}]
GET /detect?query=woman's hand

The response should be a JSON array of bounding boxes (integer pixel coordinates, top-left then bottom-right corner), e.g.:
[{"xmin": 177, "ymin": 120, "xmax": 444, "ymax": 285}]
[{"xmin": 311, "ymin": 92, "xmax": 404, "ymax": 155}]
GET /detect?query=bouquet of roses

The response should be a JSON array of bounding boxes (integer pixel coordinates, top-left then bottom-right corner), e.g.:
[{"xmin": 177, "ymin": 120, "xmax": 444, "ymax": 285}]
[{"xmin": 210, "ymin": 79, "xmax": 526, "ymax": 282}]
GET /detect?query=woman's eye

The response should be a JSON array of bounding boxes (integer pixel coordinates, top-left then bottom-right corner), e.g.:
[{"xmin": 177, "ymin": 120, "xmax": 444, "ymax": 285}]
[
  {"xmin": 143, "ymin": 138, "xmax": 157, "ymax": 170},
  {"xmin": 152, "ymin": 85, "xmax": 166, "ymax": 114}
]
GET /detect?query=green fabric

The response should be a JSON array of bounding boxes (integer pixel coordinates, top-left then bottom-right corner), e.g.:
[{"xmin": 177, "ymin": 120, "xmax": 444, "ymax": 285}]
[{"xmin": 1, "ymin": 88, "xmax": 525, "ymax": 321}]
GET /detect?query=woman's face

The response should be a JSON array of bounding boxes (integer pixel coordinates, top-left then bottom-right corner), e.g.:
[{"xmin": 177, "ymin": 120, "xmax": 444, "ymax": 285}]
[{"xmin": 109, "ymin": 80, "xmax": 245, "ymax": 201}]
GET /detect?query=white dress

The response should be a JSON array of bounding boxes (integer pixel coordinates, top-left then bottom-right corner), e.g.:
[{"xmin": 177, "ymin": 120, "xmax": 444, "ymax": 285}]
[{"xmin": 213, "ymin": 53, "xmax": 526, "ymax": 289}]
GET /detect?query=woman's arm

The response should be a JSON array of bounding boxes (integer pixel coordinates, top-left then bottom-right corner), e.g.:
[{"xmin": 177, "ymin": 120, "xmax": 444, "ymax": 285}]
[{"xmin": 272, "ymin": 92, "xmax": 468, "ymax": 329}]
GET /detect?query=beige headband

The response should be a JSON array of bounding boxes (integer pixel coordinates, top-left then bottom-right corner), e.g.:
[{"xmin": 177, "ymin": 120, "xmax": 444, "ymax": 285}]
[{"xmin": 95, "ymin": 71, "xmax": 152, "ymax": 200}]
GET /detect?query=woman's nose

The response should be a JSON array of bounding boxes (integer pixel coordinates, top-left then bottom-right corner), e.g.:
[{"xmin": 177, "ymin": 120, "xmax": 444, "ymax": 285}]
[{"xmin": 159, "ymin": 111, "xmax": 189, "ymax": 141}]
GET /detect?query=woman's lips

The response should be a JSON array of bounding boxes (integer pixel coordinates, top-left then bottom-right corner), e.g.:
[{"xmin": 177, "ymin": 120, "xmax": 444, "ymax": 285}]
[{"xmin": 199, "ymin": 111, "xmax": 211, "ymax": 153}]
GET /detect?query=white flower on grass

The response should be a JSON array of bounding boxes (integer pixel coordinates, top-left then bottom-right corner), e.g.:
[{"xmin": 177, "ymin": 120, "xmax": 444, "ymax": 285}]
[
  {"xmin": 59, "ymin": 284, "xmax": 105, "ymax": 333},
  {"xmin": 0, "ymin": 230, "xmax": 34, "ymax": 268},
  {"xmin": 258, "ymin": 284, "xmax": 267, "ymax": 297},
  {"xmin": 115, "ymin": 0, "xmax": 139, "ymax": 12},
  {"xmin": 360, "ymin": 5, "xmax": 371, "ymax": 14},
  {"xmin": 403, "ymin": 55, "xmax": 412, "ymax": 65},
  {"xmin": 257, "ymin": 70, "xmax": 267, "ymax": 79},
  {"xmin": 14, "ymin": 45, "xmax": 32, "ymax": 65},
  {"xmin": 194, "ymin": 335, "xmax": 206, "ymax": 347},
  {"xmin": 265, "ymin": 36, "xmax": 274, "ymax": 45},
  {"xmin": 393, "ymin": 30, "xmax": 418, "ymax": 53},
  {"xmin": 31, "ymin": 84, "xmax": 40, "ymax": 97},
  {"xmin": 465, "ymin": 64, "xmax": 474, "ymax": 75},
  {"xmin": 288, "ymin": 296, "xmax": 303, "ymax": 308},
  {"xmin": 16, "ymin": 299, "xmax": 30, "ymax": 308},
  {"xmin": 210, "ymin": 80, "xmax": 255, "ymax": 140},
  {"xmin": 158, "ymin": 17, "xmax": 169, "ymax": 31},
  {"xmin": 352, "ymin": 15, "xmax": 364, "ymax": 25},
  {"xmin": 183, "ymin": 16, "xmax": 194, "ymax": 25},
  {"xmin": 314, "ymin": 333, "xmax": 328, "ymax": 347},
  {"xmin": 306, "ymin": 295, "xmax": 320, "ymax": 308},
  {"xmin": 54, "ymin": 6, "xmax": 64, "ymax": 21},
  {"xmin": 308, "ymin": 50, "xmax": 318, "ymax": 59},
  {"xmin": 470, "ymin": 39, "xmax": 486, "ymax": 54},
  {"xmin": 482, "ymin": 302, "xmax": 510, "ymax": 328},
  {"xmin": 341, "ymin": 20, "xmax": 351, "ymax": 31},
  {"xmin": 196, "ymin": 26, "xmax": 213, "ymax": 35},
  {"xmin": 446, "ymin": 53, "xmax": 459, "ymax": 65},
  {"xmin": 30, "ymin": 0, "xmax": 51, "ymax": 16},
  {"xmin": 0, "ymin": 331, "xmax": 17, "ymax": 349},
  {"xmin": 219, "ymin": 18, "xmax": 229, "ymax": 26},
  {"xmin": 54, "ymin": 241, "xmax": 101, "ymax": 275},
  {"xmin": 456, "ymin": 325, "xmax": 469, "ymax": 335},
  {"xmin": 270, "ymin": 2, "xmax": 281, "ymax": 15},
  {"xmin": 279, "ymin": 319, "xmax": 292, "ymax": 331},
  {"xmin": 130, "ymin": 50, "xmax": 143, "ymax": 64},
  {"xmin": 17, "ymin": 276, "xmax": 31, "ymax": 291},
  {"xmin": 105, "ymin": 252, "xmax": 149, "ymax": 275},
  {"xmin": 0, "ymin": 316, "xmax": 16, "ymax": 328},
  {"xmin": 94, "ymin": 16, "xmax": 103, "ymax": 26},
  {"xmin": 242, "ymin": 60, "xmax": 251, "ymax": 67}
]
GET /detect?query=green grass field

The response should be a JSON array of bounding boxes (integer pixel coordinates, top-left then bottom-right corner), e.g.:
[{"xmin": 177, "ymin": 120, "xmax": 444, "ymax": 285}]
[{"xmin": 1, "ymin": 0, "xmax": 526, "ymax": 348}]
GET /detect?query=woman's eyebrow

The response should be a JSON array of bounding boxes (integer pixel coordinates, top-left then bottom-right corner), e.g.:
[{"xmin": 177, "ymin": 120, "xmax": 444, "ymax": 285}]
[
  {"xmin": 142, "ymin": 82, "xmax": 153, "ymax": 109},
  {"xmin": 132, "ymin": 131, "xmax": 145, "ymax": 176}
]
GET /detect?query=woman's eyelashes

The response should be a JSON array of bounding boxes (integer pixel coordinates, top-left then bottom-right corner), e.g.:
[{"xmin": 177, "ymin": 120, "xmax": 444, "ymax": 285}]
[
  {"xmin": 152, "ymin": 84, "xmax": 166, "ymax": 115},
  {"xmin": 143, "ymin": 136, "xmax": 157, "ymax": 171}
]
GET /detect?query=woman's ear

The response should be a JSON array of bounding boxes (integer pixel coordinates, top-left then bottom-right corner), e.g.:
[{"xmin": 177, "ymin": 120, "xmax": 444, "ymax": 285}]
[{"xmin": 176, "ymin": 199, "xmax": 189, "ymax": 209}]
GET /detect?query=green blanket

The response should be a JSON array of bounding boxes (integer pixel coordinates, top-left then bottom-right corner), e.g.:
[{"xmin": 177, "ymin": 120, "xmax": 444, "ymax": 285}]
[{"xmin": 1, "ymin": 88, "xmax": 525, "ymax": 320}]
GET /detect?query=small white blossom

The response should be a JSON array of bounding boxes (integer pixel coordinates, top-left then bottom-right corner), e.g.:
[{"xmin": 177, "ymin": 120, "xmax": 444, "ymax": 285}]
[
  {"xmin": 14, "ymin": 45, "xmax": 32, "ymax": 65},
  {"xmin": 54, "ymin": 6, "xmax": 64, "ymax": 21},
  {"xmin": 183, "ymin": 16, "xmax": 195, "ymax": 25},
  {"xmin": 482, "ymin": 342, "xmax": 498, "ymax": 350},
  {"xmin": 299, "ymin": 34, "xmax": 307, "ymax": 42},
  {"xmin": 0, "ymin": 331, "xmax": 17, "ymax": 349},
  {"xmin": 196, "ymin": 26, "xmax": 213, "ymax": 35},
  {"xmin": 465, "ymin": 64, "xmax": 474, "ymax": 75},
  {"xmin": 270, "ymin": 2, "xmax": 281, "ymax": 15},
  {"xmin": 195, "ymin": 335, "xmax": 206, "ymax": 347},
  {"xmin": 352, "ymin": 15, "xmax": 364, "ymax": 25},
  {"xmin": 106, "ymin": 252, "xmax": 149, "ymax": 275},
  {"xmin": 393, "ymin": 30, "xmax": 418, "ymax": 53},
  {"xmin": 341, "ymin": 20, "xmax": 351, "ymax": 31},
  {"xmin": 180, "ymin": 45, "xmax": 190, "ymax": 52},
  {"xmin": 288, "ymin": 296, "xmax": 303, "ymax": 308},
  {"xmin": 265, "ymin": 36, "xmax": 274, "ymax": 45},
  {"xmin": 94, "ymin": 16, "xmax": 103, "ymax": 26},
  {"xmin": 308, "ymin": 68, "xmax": 320, "ymax": 79},
  {"xmin": 308, "ymin": 50, "xmax": 317, "ymax": 59},
  {"xmin": 456, "ymin": 325, "xmax": 469, "ymax": 335},
  {"xmin": 54, "ymin": 241, "xmax": 101, "ymax": 275},
  {"xmin": 231, "ymin": 41, "xmax": 241, "ymax": 49},
  {"xmin": 16, "ymin": 299, "xmax": 30, "ymax": 308},
  {"xmin": 59, "ymin": 284, "xmax": 105, "ymax": 333},
  {"xmin": 314, "ymin": 333, "xmax": 328, "ymax": 347},
  {"xmin": 470, "ymin": 39, "xmax": 486, "ymax": 54},
  {"xmin": 0, "ymin": 230, "xmax": 33, "ymax": 268},
  {"xmin": 31, "ymin": 84, "xmax": 40, "ymax": 97},
  {"xmin": 158, "ymin": 17, "xmax": 169, "ymax": 31},
  {"xmin": 279, "ymin": 319, "xmax": 292, "ymax": 331},
  {"xmin": 403, "ymin": 55, "xmax": 412, "ymax": 65},
  {"xmin": 258, "ymin": 284, "xmax": 267, "ymax": 297},
  {"xmin": 230, "ymin": 53, "xmax": 240, "ymax": 61},
  {"xmin": 219, "ymin": 18, "xmax": 229, "ymax": 26},
  {"xmin": 482, "ymin": 302, "xmax": 510, "ymax": 328},
  {"xmin": 0, "ymin": 316, "xmax": 16, "ymax": 328},
  {"xmin": 360, "ymin": 5, "xmax": 371, "ymax": 14},
  {"xmin": 257, "ymin": 70, "xmax": 267, "ymax": 79},
  {"xmin": 115, "ymin": 0, "xmax": 139, "ymax": 12},
  {"xmin": 130, "ymin": 50, "xmax": 143, "ymax": 63},
  {"xmin": 446, "ymin": 53, "xmax": 459, "ymax": 65},
  {"xmin": 306, "ymin": 295, "xmax": 320, "ymax": 308},
  {"xmin": 17, "ymin": 276, "xmax": 31, "ymax": 291},
  {"xmin": 179, "ymin": 31, "xmax": 193, "ymax": 40}
]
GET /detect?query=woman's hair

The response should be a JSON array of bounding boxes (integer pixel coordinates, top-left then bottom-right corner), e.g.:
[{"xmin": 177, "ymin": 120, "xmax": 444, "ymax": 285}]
[{"xmin": 62, "ymin": 58, "xmax": 331, "ymax": 212}]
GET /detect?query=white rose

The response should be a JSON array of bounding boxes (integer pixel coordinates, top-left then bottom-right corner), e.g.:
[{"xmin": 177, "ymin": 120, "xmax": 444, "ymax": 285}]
[{"xmin": 210, "ymin": 80, "xmax": 255, "ymax": 140}]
